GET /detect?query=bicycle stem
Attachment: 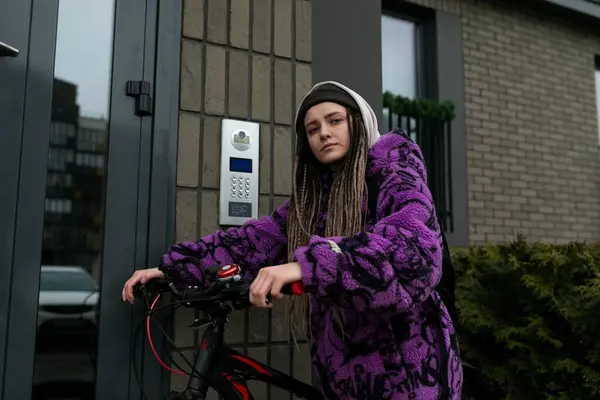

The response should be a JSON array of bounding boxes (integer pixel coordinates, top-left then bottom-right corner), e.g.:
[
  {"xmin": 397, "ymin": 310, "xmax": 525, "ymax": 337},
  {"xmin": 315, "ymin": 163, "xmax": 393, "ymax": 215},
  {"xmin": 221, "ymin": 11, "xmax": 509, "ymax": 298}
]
[{"xmin": 187, "ymin": 321, "xmax": 225, "ymax": 398}]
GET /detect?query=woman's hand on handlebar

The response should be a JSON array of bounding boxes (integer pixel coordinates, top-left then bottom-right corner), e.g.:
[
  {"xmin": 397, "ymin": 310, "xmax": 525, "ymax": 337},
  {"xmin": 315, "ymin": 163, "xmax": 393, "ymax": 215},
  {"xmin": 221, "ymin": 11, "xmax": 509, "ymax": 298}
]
[
  {"xmin": 250, "ymin": 262, "xmax": 302, "ymax": 308},
  {"xmin": 122, "ymin": 267, "xmax": 164, "ymax": 304}
]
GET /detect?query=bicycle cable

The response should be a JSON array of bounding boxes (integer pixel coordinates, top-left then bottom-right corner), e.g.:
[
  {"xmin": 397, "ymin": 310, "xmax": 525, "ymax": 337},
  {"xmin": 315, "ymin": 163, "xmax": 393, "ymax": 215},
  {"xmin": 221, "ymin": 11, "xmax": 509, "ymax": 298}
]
[
  {"xmin": 132, "ymin": 297, "xmax": 189, "ymax": 399},
  {"xmin": 145, "ymin": 294, "xmax": 220, "ymax": 380},
  {"xmin": 133, "ymin": 293, "xmax": 217, "ymax": 399},
  {"xmin": 146, "ymin": 295, "xmax": 186, "ymax": 375}
]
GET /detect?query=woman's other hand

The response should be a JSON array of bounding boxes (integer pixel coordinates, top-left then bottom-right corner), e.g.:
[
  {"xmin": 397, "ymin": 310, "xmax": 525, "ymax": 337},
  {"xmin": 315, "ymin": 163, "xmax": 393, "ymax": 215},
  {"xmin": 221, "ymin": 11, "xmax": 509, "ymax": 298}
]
[
  {"xmin": 122, "ymin": 267, "xmax": 164, "ymax": 304},
  {"xmin": 249, "ymin": 262, "xmax": 302, "ymax": 308}
]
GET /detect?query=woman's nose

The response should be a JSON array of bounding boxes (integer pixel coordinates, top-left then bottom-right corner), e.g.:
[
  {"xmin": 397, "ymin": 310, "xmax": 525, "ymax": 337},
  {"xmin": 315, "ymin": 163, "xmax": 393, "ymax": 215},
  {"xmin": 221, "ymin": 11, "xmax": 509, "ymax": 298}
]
[{"xmin": 319, "ymin": 129, "xmax": 331, "ymax": 139}]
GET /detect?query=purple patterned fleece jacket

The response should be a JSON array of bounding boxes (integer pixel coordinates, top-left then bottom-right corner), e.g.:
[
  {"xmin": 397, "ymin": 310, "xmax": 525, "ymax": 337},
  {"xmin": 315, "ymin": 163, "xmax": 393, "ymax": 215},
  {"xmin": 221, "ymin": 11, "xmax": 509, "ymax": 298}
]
[{"xmin": 159, "ymin": 130, "xmax": 463, "ymax": 399}]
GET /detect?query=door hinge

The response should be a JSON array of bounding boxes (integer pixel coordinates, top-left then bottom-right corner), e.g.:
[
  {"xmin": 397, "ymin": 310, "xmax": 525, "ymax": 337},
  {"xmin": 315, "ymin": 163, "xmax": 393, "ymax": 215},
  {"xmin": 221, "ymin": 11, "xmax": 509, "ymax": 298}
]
[{"xmin": 125, "ymin": 80, "xmax": 153, "ymax": 116}]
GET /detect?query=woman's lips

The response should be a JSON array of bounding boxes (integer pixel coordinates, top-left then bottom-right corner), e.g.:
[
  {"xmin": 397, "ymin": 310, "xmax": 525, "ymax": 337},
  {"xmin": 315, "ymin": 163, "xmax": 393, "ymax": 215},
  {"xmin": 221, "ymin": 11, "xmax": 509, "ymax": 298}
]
[{"xmin": 322, "ymin": 143, "xmax": 335, "ymax": 151}]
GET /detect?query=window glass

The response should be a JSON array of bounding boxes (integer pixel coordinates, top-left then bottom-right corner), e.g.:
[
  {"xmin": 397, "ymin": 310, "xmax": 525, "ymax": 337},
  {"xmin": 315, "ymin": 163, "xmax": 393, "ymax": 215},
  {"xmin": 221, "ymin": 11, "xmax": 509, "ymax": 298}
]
[{"xmin": 381, "ymin": 15, "xmax": 418, "ymax": 133}]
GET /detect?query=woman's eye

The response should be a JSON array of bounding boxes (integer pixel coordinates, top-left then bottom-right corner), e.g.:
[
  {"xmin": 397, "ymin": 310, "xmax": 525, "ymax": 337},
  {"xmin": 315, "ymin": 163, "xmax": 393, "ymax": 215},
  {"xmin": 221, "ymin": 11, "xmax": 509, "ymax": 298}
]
[{"xmin": 331, "ymin": 118, "xmax": 342, "ymax": 125}]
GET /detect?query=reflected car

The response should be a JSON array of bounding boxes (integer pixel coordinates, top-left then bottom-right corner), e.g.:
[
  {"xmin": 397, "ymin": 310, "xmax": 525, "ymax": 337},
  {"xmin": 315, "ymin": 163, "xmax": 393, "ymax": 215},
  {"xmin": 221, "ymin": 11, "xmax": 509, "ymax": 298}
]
[{"xmin": 37, "ymin": 265, "xmax": 99, "ymax": 338}]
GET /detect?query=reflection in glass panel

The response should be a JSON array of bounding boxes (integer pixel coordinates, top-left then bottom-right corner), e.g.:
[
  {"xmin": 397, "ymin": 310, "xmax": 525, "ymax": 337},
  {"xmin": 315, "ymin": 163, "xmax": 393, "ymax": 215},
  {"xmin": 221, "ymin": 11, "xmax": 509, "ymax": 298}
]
[
  {"xmin": 32, "ymin": 1, "xmax": 114, "ymax": 399},
  {"xmin": 381, "ymin": 15, "xmax": 418, "ymax": 135}
]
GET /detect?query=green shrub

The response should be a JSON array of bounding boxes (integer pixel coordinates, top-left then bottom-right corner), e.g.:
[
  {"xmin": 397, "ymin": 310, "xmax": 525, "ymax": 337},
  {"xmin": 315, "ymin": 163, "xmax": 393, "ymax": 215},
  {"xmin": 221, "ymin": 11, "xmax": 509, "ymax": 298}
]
[{"xmin": 452, "ymin": 235, "xmax": 600, "ymax": 399}]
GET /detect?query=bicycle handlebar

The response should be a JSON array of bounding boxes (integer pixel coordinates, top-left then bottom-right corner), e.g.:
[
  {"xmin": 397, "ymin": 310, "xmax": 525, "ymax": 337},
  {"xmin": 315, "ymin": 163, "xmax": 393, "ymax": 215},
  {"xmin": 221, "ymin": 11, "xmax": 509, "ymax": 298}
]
[
  {"xmin": 131, "ymin": 264, "xmax": 320, "ymax": 400},
  {"xmin": 134, "ymin": 263, "xmax": 305, "ymax": 310}
]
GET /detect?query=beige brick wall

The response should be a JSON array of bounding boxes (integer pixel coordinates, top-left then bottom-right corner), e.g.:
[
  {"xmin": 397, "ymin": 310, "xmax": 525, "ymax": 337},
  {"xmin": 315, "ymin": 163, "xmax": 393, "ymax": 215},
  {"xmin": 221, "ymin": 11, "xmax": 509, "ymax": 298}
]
[
  {"xmin": 172, "ymin": 0, "xmax": 313, "ymax": 397},
  {"xmin": 407, "ymin": 0, "xmax": 600, "ymax": 244}
]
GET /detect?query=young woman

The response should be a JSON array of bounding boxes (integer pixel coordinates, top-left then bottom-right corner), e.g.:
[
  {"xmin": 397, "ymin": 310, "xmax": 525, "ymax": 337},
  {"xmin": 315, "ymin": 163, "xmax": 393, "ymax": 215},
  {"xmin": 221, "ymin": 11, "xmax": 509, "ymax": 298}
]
[{"xmin": 122, "ymin": 81, "xmax": 463, "ymax": 399}]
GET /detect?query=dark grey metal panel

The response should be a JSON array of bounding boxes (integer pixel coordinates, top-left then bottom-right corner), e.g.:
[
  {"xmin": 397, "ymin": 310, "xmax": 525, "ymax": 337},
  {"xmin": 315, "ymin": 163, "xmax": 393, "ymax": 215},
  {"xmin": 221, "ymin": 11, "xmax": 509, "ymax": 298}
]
[
  {"xmin": 94, "ymin": 0, "xmax": 149, "ymax": 398},
  {"xmin": 311, "ymin": 0, "xmax": 383, "ymax": 128},
  {"xmin": 1, "ymin": 1, "xmax": 59, "ymax": 399},
  {"xmin": 310, "ymin": 0, "xmax": 381, "ymax": 388},
  {"xmin": 143, "ymin": 0, "xmax": 182, "ymax": 396},
  {"xmin": 435, "ymin": 11, "xmax": 470, "ymax": 247},
  {"xmin": 144, "ymin": 0, "xmax": 183, "ymax": 393},
  {"xmin": 127, "ymin": 3, "xmax": 158, "ymax": 397},
  {"xmin": 0, "ymin": 0, "xmax": 33, "ymax": 395},
  {"xmin": 148, "ymin": 0, "xmax": 181, "ymax": 264}
]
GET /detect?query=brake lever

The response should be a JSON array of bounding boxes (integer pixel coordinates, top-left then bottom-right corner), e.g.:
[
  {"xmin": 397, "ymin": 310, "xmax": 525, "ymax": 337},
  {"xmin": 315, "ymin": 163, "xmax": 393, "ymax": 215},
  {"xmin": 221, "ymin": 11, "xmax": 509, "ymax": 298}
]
[
  {"xmin": 204, "ymin": 264, "xmax": 224, "ymax": 279},
  {"xmin": 265, "ymin": 293, "xmax": 273, "ymax": 305},
  {"xmin": 168, "ymin": 282, "xmax": 184, "ymax": 296}
]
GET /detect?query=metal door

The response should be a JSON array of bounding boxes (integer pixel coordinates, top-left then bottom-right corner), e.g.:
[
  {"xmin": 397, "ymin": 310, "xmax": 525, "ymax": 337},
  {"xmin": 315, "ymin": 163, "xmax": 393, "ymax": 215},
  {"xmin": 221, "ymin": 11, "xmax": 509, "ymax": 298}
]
[{"xmin": 0, "ymin": 0, "xmax": 178, "ymax": 398}]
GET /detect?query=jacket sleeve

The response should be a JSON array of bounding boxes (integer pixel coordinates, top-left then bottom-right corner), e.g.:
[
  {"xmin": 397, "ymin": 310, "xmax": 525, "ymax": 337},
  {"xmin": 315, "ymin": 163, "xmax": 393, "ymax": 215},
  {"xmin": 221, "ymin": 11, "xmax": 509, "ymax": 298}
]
[
  {"xmin": 158, "ymin": 201, "xmax": 289, "ymax": 287},
  {"xmin": 294, "ymin": 134, "xmax": 442, "ymax": 314}
]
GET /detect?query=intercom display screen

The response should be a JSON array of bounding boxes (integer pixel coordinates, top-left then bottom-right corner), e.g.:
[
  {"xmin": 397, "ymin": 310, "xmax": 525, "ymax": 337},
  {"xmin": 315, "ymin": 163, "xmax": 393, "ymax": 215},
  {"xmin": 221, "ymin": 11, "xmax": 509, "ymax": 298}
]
[{"xmin": 229, "ymin": 157, "xmax": 252, "ymax": 173}]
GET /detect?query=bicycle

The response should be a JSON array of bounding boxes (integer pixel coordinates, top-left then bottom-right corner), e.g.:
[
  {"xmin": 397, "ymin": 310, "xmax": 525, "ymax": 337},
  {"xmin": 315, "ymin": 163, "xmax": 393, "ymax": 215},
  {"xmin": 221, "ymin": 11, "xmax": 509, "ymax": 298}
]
[{"xmin": 133, "ymin": 263, "xmax": 323, "ymax": 400}]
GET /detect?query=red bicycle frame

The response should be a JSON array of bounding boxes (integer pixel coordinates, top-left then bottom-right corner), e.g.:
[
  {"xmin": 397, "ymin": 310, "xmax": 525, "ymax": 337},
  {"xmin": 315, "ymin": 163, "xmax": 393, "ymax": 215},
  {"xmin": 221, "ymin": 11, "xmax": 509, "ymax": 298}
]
[
  {"xmin": 137, "ymin": 263, "xmax": 320, "ymax": 400},
  {"xmin": 172, "ymin": 317, "xmax": 321, "ymax": 400}
]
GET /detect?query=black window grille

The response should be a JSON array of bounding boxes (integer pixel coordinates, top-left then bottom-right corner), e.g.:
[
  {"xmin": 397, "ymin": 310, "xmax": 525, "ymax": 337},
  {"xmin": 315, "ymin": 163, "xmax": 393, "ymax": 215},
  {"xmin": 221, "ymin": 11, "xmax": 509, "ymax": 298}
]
[{"xmin": 383, "ymin": 92, "xmax": 455, "ymax": 233}]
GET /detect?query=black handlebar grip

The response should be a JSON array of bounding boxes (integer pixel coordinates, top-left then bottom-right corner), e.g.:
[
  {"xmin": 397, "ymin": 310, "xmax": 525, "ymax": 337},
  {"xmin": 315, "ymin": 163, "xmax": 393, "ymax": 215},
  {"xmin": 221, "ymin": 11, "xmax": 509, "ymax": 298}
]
[
  {"xmin": 133, "ymin": 284, "xmax": 146, "ymax": 298},
  {"xmin": 133, "ymin": 279, "xmax": 170, "ymax": 298}
]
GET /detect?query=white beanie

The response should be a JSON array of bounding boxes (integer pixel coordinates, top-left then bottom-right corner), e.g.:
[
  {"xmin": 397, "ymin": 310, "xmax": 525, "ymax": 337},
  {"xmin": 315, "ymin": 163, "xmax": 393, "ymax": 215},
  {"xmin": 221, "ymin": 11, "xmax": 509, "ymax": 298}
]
[{"xmin": 294, "ymin": 80, "xmax": 381, "ymax": 148}]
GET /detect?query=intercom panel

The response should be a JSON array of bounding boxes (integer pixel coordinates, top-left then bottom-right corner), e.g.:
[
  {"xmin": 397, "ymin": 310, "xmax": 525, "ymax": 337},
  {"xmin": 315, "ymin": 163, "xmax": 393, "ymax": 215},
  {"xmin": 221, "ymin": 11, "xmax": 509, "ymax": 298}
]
[{"xmin": 218, "ymin": 119, "xmax": 260, "ymax": 226}]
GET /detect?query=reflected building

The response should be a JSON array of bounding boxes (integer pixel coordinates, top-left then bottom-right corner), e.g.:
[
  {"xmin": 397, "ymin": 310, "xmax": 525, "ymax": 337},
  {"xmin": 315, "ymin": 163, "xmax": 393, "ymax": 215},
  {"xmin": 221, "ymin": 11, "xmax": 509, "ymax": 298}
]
[
  {"xmin": 33, "ymin": 78, "xmax": 106, "ymax": 399},
  {"xmin": 43, "ymin": 78, "xmax": 107, "ymax": 282}
]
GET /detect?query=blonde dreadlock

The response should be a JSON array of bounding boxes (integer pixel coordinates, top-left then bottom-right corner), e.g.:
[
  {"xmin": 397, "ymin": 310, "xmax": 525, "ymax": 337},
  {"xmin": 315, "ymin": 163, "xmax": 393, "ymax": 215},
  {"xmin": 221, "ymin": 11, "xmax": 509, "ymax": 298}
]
[{"xmin": 286, "ymin": 108, "xmax": 370, "ymax": 340}]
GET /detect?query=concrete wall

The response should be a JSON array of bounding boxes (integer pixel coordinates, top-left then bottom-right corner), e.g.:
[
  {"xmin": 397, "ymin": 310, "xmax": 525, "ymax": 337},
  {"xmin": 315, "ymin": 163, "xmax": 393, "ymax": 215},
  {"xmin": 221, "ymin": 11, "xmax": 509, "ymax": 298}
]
[
  {"xmin": 171, "ymin": 0, "xmax": 312, "ymax": 397},
  {"xmin": 404, "ymin": 0, "xmax": 600, "ymax": 244}
]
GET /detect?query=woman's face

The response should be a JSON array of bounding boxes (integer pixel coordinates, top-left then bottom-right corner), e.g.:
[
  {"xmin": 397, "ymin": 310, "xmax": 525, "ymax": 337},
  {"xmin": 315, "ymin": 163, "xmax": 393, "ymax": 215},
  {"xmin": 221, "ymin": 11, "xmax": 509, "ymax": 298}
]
[{"xmin": 303, "ymin": 102, "xmax": 351, "ymax": 167}]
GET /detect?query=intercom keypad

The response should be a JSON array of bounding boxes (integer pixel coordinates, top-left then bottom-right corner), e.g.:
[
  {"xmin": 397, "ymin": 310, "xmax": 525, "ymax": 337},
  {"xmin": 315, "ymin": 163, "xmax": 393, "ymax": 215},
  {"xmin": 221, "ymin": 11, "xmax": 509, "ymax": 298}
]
[{"xmin": 230, "ymin": 176, "xmax": 251, "ymax": 198}]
